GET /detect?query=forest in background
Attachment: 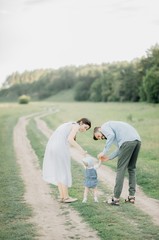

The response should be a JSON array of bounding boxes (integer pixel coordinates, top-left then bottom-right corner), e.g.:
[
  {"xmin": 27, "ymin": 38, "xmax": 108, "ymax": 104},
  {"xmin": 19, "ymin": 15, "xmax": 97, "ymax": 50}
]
[{"xmin": 0, "ymin": 44, "xmax": 159, "ymax": 103}]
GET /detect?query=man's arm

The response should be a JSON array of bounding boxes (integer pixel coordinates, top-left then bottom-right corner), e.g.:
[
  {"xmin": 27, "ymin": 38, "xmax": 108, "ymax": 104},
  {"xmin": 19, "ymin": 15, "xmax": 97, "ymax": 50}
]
[{"xmin": 101, "ymin": 126, "xmax": 115, "ymax": 155}]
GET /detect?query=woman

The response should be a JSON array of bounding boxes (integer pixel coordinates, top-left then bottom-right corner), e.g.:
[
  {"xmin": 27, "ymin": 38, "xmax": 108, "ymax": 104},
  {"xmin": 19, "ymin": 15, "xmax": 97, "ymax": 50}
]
[{"xmin": 42, "ymin": 118, "xmax": 91, "ymax": 203}]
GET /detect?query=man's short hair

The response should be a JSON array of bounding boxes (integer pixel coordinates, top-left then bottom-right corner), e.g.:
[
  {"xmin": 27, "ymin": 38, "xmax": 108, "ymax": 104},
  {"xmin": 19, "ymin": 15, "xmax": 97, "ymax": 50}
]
[{"xmin": 93, "ymin": 127, "xmax": 100, "ymax": 140}]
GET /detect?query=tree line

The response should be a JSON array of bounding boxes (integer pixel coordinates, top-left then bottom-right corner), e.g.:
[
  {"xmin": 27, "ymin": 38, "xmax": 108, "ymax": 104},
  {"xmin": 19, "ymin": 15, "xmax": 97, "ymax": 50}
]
[{"xmin": 0, "ymin": 44, "xmax": 159, "ymax": 103}]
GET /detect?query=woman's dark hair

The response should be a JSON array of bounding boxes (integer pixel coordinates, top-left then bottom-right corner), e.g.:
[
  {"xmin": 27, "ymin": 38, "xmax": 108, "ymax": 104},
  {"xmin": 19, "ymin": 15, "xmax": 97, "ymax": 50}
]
[{"xmin": 77, "ymin": 118, "xmax": 91, "ymax": 129}]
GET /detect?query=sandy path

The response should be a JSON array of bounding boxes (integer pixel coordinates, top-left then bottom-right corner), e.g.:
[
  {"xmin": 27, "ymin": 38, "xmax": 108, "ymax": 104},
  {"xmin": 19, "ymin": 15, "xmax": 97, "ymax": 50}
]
[
  {"xmin": 34, "ymin": 111, "xmax": 159, "ymax": 227},
  {"xmin": 14, "ymin": 115, "xmax": 100, "ymax": 240}
]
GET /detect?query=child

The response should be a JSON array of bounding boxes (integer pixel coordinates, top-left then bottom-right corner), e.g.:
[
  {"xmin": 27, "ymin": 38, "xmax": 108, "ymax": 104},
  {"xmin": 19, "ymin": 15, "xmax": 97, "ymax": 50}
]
[{"xmin": 82, "ymin": 156, "xmax": 101, "ymax": 203}]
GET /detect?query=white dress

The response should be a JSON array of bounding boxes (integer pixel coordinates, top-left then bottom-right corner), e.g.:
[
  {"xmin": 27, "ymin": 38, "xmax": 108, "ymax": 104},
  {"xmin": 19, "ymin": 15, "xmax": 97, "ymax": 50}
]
[{"xmin": 42, "ymin": 122, "xmax": 76, "ymax": 187}]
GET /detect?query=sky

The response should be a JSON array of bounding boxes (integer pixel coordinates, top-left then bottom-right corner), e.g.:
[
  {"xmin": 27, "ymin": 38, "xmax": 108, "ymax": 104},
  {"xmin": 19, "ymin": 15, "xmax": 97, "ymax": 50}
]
[{"xmin": 0, "ymin": 0, "xmax": 159, "ymax": 86}]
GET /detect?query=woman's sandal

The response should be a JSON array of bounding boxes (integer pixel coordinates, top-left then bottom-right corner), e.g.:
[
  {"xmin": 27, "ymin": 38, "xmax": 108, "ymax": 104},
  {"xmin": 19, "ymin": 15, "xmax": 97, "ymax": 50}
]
[
  {"xmin": 110, "ymin": 198, "xmax": 120, "ymax": 206},
  {"xmin": 57, "ymin": 196, "xmax": 64, "ymax": 203},
  {"xmin": 63, "ymin": 197, "xmax": 78, "ymax": 203},
  {"xmin": 125, "ymin": 196, "xmax": 135, "ymax": 204}
]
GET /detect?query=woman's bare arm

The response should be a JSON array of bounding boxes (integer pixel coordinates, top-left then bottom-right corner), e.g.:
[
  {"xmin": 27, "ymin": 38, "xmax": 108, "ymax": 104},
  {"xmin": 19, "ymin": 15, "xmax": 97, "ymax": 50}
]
[{"xmin": 67, "ymin": 124, "xmax": 87, "ymax": 155}]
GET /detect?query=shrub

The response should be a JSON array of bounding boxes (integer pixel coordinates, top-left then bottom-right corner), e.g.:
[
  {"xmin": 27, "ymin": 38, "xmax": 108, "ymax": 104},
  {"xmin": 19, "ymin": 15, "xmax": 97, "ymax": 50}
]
[{"xmin": 18, "ymin": 95, "xmax": 30, "ymax": 104}]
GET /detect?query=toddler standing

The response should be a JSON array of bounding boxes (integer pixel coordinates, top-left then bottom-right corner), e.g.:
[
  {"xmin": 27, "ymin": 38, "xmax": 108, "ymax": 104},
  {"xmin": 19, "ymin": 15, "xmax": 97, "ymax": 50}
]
[{"xmin": 82, "ymin": 156, "xmax": 101, "ymax": 203}]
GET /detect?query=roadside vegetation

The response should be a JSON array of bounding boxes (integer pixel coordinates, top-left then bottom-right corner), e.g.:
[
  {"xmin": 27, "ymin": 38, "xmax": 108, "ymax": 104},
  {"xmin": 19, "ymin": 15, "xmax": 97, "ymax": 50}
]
[
  {"xmin": 0, "ymin": 104, "xmax": 36, "ymax": 240},
  {"xmin": 0, "ymin": 44, "xmax": 159, "ymax": 104}
]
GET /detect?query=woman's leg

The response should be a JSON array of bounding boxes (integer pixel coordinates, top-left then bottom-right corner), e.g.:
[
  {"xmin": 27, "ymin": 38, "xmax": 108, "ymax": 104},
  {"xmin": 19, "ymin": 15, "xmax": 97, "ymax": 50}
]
[
  {"xmin": 57, "ymin": 183, "xmax": 63, "ymax": 198},
  {"xmin": 61, "ymin": 183, "xmax": 69, "ymax": 199},
  {"xmin": 58, "ymin": 183, "xmax": 69, "ymax": 199},
  {"xmin": 58, "ymin": 183, "xmax": 77, "ymax": 203},
  {"xmin": 58, "ymin": 183, "xmax": 65, "ymax": 199}
]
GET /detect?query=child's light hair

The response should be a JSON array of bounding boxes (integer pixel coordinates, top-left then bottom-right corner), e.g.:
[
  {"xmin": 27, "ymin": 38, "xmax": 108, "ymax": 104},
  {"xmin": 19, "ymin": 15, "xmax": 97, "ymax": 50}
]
[{"xmin": 82, "ymin": 156, "xmax": 94, "ymax": 168}]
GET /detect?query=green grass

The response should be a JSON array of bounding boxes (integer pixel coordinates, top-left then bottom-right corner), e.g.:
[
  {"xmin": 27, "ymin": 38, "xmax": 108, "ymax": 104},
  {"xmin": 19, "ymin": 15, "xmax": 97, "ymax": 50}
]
[
  {"xmin": 45, "ymin": 88, "xmax": 75, "ymax": 102},
  {"xmin": 70, "ymin": 161, "xmax": 159, "ymax": 240},
  {"xmin": 1, "ymin": 101, "xmax": 159, "ymax": 239},
  {"xmin": 0, "ymin": 104, "xmax": 38, "ymax": 240},
  {"xmin": 26, "ymin": 119, "xmax": 48, "ymax": 168},
  {"xmin": 26, "ymin": 116, "xmax": 159, "ymax": 240}
]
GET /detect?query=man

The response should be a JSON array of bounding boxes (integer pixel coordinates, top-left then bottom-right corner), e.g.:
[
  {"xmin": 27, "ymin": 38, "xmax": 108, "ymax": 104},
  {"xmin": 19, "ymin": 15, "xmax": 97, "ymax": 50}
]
[{"xmin": 93, "ymin": 121, "xmax": 141, "ymax": 206}]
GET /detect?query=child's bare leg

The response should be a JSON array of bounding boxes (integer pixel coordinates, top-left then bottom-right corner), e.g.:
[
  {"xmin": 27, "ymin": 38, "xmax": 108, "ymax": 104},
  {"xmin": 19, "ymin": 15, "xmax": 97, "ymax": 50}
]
[
  {"xmin": 93, "ymin": 187, "xmax": 98, "ymax": 202},
  {"xmin": 82, "ymin": 187, "xmax": 89, "ymax": 203}
]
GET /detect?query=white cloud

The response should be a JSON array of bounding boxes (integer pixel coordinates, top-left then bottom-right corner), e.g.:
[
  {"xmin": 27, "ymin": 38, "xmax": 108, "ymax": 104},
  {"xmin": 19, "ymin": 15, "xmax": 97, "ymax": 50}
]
[{"xmin": 0, "ymin": 0, "xmax": 159, "ymax": 85}]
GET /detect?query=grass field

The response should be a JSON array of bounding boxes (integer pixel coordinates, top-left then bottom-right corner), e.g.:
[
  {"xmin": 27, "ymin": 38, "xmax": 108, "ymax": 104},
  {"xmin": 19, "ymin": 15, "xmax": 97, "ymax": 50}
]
[{"xmin": 0, "ymin": 101, "xmax": 159, "ymax": 239}]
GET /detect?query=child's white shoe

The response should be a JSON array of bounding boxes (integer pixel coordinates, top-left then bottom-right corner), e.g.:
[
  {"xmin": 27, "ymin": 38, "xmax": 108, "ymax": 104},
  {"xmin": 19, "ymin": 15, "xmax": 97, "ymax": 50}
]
[
  {"xmin": 94, "ymin": 197, "xmax": 99, "ymax": 203},
  {"xmin": 82, "ymin": 198, "xmax": 87, "ymax": 203}
]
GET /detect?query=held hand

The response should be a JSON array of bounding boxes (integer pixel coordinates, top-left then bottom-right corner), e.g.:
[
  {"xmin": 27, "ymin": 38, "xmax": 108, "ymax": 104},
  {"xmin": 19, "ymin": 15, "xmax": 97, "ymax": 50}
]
[
  {"xmin": 97, "ymin": 152, "xmax": 104, "ymax": 159},
  {"xmin": 82, "ymin": 150, "xmax": 88, "ymax": 156},
  {"xmin": 98, "ymin": 153, "xmax": 109, "ymax": 162},
  {"xmin": 101, "ymin": 156, "xmax": 109, "ymax": 162}
]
